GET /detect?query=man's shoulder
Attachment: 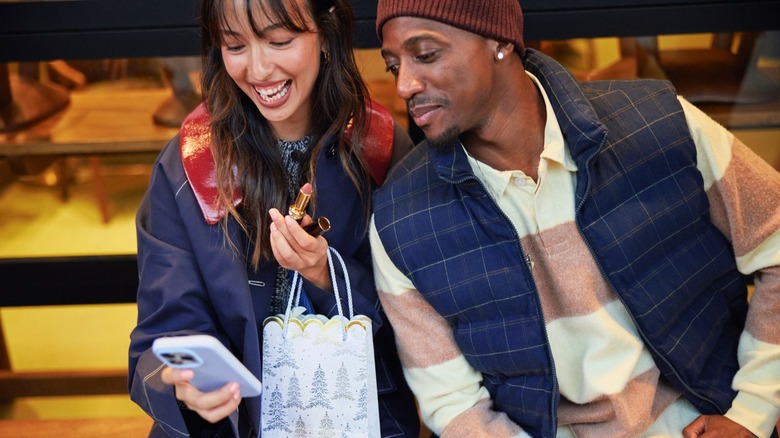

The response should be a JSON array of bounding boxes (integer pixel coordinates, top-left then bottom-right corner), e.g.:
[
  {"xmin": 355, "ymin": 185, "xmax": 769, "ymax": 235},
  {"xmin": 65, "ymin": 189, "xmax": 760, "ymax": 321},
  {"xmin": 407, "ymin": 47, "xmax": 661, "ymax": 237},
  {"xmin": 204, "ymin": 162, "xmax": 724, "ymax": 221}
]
[
  {"xmin": 375, "ymin": 142, "xmax": 433, "ymax": 203},
  {"xmin": 373, "ymin": 141, "xmax": 449, "ymax": 228},
  {"xmin": 579, "ymin": 77, "xmax": 678, "ymax": 102}
]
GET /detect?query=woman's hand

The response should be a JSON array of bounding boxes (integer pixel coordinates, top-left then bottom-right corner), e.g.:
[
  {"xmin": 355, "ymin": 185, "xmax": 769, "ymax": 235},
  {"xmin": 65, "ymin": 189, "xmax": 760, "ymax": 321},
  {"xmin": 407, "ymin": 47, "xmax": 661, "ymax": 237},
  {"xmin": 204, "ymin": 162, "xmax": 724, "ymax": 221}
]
[
  {"xmin": 160, "ymin": 366, "xmax": 240, "ymax": 424},
  {"xmin": 268, "ymin": 208, "xmax": 331, "ymax": 291}
]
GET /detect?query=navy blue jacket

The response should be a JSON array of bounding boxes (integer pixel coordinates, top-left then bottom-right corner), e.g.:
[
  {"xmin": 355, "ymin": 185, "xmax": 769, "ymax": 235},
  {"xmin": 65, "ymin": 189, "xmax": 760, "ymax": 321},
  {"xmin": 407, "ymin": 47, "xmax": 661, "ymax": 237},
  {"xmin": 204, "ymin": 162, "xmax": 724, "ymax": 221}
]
[
  {"xmin": 129, "ymin": 126, "xmax": 418, "ymax": 437},
  {"xmin": 373, "ymin": 49, "xmax": 747, "ymax": 437}
]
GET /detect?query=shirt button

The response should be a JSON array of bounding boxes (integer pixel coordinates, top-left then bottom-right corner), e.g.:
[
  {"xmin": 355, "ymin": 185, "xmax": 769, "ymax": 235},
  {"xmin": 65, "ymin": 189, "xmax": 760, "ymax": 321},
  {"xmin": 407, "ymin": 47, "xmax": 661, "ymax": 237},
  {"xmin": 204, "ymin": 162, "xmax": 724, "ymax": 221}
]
[{"xmin": 515, "ymin": 177, "xmax": 526, "ymax": 187}]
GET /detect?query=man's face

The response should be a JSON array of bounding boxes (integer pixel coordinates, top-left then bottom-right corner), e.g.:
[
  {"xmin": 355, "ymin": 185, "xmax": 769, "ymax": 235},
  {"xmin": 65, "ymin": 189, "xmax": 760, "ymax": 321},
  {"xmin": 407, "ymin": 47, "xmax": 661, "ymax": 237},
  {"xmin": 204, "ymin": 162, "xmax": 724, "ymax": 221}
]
[{"xmin": 380, "ymin": 17, "xmax": 497, "ymax": 148}]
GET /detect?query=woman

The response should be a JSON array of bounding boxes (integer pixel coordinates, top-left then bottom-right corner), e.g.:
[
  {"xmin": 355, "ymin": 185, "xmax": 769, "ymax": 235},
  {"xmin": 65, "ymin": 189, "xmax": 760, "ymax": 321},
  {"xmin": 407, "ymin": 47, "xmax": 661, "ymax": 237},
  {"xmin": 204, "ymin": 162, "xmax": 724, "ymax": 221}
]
[{"xmin": 128, "ymin": 0, "xmax": 419, "ymax": 436}]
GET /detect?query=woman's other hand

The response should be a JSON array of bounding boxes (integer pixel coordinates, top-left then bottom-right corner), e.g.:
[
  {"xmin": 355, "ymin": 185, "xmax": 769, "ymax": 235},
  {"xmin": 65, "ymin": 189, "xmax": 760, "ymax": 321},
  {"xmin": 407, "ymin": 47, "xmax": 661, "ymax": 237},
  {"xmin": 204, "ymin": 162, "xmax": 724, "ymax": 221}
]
[{"xmin": 160, "ymin": 366, "xmax": 241, "ymax": 424}]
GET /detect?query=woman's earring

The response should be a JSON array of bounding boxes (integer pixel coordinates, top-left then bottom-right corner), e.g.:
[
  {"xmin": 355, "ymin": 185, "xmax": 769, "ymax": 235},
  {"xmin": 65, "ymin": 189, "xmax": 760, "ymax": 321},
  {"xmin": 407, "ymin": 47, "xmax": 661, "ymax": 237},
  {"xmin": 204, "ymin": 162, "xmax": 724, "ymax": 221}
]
[
  {"xmin": 496, "ymin": 51, "xmax": 505, "ymax": 61},
  {"xmin": 322, "ymin": 51, "xmax": 330, "ymax": 63}
]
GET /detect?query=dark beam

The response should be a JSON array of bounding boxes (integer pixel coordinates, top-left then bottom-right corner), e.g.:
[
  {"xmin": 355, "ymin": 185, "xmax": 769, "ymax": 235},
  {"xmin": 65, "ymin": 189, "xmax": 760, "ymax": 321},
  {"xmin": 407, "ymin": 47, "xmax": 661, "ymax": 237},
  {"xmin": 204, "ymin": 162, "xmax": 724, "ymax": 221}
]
[
  {"xmin": 2, "ymin": 1, "xmax": 779, "ymax": 62},
  {"xmin": 0, "ymin": 369, "xmax": 128, "ymax": 399},
  {"xmin": 0, "ymin": 255, "xmax": 138, "ymax": 307}
]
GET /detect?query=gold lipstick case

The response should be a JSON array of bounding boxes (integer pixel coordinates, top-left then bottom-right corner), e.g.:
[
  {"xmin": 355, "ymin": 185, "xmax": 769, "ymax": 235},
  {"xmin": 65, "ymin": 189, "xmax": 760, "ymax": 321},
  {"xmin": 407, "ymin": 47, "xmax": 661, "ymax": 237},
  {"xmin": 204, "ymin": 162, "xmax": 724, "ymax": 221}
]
[
  {"xmin": 288, "ymin": 187, "xmax": 311, "ymax": 222},
  {"xmin": 303, "ymin": 217, "xmax": 331, "ymax": 237}
]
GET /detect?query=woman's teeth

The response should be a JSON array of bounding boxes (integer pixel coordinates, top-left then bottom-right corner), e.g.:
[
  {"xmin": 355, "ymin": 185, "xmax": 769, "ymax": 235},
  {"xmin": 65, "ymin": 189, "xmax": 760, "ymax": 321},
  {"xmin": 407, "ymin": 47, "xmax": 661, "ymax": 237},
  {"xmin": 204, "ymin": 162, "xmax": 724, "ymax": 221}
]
[{"xmin": 256, "ymin": 81, "xmax": 290, "ymax": 102}]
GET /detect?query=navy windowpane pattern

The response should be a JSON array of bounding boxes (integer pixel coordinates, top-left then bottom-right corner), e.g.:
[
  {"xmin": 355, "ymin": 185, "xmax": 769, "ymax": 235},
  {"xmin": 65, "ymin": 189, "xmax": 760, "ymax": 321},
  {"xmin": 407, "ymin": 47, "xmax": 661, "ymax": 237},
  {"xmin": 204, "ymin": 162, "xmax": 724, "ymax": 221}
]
[{"xmin": 373, "ymin": 49, "xmax": 748, "ymax": 434}]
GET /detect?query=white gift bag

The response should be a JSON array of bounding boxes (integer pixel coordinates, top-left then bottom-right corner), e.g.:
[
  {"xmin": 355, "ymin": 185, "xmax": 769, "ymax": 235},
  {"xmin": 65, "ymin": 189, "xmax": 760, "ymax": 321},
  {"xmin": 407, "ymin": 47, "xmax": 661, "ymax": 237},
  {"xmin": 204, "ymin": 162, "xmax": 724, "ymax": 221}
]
[{"xmin": 261, "ymin": 247, "xmax": 380, "ymax": 438}]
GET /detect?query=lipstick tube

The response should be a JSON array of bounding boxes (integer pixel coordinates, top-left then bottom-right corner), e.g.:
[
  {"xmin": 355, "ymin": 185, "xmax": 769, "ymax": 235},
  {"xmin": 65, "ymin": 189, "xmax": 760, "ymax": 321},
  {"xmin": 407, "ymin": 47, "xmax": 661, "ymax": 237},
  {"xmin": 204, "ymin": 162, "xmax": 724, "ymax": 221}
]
[
  {"xmin": 303, "ymin": 216, "xmax": 331, "ymax": 237},
  {"xmin": 288, "ymin": 183, "xmax": 312, "ymax": 222}
]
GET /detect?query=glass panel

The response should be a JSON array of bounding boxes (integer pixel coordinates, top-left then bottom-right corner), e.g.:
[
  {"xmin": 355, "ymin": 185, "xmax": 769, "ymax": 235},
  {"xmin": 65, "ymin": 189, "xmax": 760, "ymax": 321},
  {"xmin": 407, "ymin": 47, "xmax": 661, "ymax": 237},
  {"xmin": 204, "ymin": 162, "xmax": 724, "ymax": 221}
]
[
  {"xmin": 527, "ymin": 32, "xmax": 780, "ymax": 166},
  {"xmin": 0, "ymin": 56, "xmax": 182, "ymax": 257},
  {"xmin": 3, "ymin": 32, "xmax": 780, "ymax": 258},
  {"xmin": 0, "ymin": 50, "xmax": 402, "ymax": 259},
  {"xmin": 529, "ymin": 32, "xmax": 780, "ymax": 131}
]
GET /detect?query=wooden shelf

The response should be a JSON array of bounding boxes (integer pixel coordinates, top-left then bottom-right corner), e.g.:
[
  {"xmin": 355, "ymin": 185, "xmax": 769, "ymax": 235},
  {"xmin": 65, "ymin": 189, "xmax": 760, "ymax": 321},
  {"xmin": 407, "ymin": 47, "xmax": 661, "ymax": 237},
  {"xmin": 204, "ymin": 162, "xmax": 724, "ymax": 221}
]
[
  {"xmin": 0, "ymin": 369, "xmax": 129, "ymax": 399},
  {"xmin": 0, "ymin": 417, "xmax": 153, "ymax": 438},
  {"xmin": 0, "ymin": 87, "xmax": 180, "ymax": 157}
]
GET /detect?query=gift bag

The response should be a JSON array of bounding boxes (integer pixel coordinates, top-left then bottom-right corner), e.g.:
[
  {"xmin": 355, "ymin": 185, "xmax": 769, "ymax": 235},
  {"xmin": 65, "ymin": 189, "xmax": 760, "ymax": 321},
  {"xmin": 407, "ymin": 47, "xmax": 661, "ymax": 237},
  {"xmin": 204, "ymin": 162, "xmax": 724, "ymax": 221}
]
[{"xmin": 261, "ymin": 247, "xmax": 380, "ymax": 438}]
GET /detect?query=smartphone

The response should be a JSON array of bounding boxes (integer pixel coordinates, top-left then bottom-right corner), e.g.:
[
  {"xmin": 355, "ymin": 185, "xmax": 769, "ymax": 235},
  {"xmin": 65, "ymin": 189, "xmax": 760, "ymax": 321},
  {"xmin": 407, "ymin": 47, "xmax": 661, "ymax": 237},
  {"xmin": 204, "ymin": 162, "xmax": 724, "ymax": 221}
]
[{"xmin": 152, "ymin": 334, "xmax": 262, "ymax": 397}]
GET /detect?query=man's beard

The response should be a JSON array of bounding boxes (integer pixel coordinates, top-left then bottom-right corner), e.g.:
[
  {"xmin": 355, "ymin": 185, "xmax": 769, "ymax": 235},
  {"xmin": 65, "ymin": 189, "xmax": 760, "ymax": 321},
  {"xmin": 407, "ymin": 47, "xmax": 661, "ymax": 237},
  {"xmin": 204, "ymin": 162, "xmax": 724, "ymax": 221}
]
[
  {"xmin": 407, "ymin": 95, "xmax": 459, "ymax": 151},
  {"xmin": 425, "ymin": 125, "xmax": 460, "ymax": 151}
]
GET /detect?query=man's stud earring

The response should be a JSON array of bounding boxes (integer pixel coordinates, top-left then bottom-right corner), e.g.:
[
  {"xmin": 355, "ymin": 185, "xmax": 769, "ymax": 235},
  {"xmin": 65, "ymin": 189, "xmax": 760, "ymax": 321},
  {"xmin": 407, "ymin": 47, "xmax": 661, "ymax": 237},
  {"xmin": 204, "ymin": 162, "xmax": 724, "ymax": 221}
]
[{"xmin": 496, "ymin": 52, "xmax": 505, "ymax": 60}]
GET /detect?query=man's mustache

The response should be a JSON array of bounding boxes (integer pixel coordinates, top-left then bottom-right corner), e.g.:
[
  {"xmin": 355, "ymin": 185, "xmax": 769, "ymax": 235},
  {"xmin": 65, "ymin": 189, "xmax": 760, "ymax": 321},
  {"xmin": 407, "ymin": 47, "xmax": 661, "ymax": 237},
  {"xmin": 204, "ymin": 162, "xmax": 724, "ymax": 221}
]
[{"xmin": 406, "ymin": 96, "xmax": 449, "ymax": 113}]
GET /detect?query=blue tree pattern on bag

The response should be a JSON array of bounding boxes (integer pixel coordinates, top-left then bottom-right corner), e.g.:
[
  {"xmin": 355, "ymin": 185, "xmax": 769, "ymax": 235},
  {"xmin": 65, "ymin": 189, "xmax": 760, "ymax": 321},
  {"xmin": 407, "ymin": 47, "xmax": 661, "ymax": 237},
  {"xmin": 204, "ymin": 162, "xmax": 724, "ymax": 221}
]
[
  {"xmin": 260, "ymin": 248, "xmax": 381, "ymax": 437},
  {"xmin": 262, "ymin": 336, "xmax": 276, "ymax": 377},
  {"xmin": 264, "ymin": 385, "xmax": 292, "ymax": 433},
  {"xmin": 294, "ymin": 416, "xmax": 307, "ymax": 438},
  {"xmin": 332, "ymin": 363, "xmax": 354, "ymax": 401},
  {"xmin": 285, "ymin": 373, "xmax": 305, "ymax": 409},
  {"xmin": 274, "ymin": 340, "xmax": 299, "ymax": 371},
  {"xmin": 306, "ymin": 364, "xmax": 333, "ymax": 409},
  {"xmin": 261, "ymin": 316, "xmax": 379, "ymax": 436},
  {"xmin": 319, "ymin": 412, "xmax": 336, "ymax": 438},
  {"xmin": 353, "ymin": 383, "xmax": 368, "ymax": 422}
]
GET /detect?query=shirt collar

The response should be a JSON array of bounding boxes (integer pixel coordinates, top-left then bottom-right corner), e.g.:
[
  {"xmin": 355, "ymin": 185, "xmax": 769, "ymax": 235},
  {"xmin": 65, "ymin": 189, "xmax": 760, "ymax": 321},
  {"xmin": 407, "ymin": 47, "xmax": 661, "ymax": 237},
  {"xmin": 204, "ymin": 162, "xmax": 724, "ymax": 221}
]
[
  {"xmin": 462, "ymin": 71, "xmax": 578, "ymax": 197},
  {"xmin": 527, "ymin": 71, "xmax": 578, "ymax": 172}
]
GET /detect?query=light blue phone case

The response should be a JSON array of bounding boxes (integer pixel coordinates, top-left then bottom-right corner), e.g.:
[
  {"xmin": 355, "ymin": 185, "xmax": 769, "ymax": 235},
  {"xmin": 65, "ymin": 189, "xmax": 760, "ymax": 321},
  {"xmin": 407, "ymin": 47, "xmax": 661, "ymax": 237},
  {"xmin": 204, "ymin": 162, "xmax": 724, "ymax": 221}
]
[{"xmin": 152, "ymin": 334, "xmax": 262, "ymax": 397}]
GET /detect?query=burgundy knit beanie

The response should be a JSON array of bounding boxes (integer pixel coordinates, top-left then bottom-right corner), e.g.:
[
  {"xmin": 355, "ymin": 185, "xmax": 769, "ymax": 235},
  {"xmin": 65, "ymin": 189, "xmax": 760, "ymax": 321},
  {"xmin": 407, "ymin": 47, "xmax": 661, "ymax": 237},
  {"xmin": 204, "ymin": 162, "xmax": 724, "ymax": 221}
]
[{"xmin": 376, "ymin": 0, "xmax": 525, "ymax": 55}]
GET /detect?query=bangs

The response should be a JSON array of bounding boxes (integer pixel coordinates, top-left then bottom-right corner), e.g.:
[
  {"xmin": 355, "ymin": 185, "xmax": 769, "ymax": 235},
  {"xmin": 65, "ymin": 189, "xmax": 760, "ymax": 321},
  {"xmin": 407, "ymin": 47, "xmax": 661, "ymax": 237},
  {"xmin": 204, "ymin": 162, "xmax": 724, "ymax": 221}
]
[{"xmin": 210, "ymin": 0, "xmax": 313, "ymax": 44}]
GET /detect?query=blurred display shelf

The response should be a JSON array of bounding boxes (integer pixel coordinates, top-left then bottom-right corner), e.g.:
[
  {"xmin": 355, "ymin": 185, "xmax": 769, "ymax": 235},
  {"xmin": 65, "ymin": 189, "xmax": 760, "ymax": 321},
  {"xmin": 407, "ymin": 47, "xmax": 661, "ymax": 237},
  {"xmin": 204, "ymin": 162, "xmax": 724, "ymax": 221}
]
[
  {"xmin": 701, "ymin": 99, "xmax": 780, "ymax": 129},
  {"xmin": 0, "ymin": 87, "xmax": 179, "ymax": 157}
]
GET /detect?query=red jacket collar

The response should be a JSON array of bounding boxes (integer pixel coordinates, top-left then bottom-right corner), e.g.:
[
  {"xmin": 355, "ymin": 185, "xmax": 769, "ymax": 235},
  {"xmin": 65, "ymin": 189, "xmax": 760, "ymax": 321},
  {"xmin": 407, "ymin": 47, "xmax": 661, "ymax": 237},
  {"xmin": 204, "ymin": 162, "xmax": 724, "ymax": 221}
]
[{"xmin": 180, "ymin": 100, "xmax": 394, "ymax": 225}]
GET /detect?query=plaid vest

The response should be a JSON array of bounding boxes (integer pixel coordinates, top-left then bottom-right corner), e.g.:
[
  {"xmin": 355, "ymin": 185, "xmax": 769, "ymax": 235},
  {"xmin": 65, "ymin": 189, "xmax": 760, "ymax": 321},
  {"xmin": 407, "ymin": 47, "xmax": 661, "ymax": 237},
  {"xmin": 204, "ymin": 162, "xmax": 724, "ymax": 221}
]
[{"xmin": 373, "ymin": 49, "xmax": 747, "ymax": 437}]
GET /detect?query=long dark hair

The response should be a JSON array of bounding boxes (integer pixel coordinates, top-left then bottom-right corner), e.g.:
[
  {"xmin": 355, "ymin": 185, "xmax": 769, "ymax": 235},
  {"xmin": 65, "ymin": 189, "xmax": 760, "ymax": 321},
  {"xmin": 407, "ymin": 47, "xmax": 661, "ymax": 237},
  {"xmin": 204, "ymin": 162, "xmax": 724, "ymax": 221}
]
[{"xmin": 200, "ymin": 0, "xmax": 370, "ymax": 268}]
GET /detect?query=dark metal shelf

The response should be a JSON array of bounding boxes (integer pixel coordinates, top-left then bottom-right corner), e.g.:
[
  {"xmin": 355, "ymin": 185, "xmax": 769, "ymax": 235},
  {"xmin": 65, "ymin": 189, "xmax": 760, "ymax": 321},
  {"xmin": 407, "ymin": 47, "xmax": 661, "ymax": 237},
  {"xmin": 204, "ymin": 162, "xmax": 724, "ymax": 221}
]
[{"xmin": 1, "ymin": 0, "xmax": 779, "ymax": 62}]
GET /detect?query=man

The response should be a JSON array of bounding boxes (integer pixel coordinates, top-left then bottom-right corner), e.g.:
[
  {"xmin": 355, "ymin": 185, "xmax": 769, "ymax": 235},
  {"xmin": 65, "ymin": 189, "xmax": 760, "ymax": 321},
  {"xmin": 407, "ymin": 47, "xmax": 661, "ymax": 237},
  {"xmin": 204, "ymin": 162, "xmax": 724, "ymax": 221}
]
[{"xmin": 369, "ymin": 1, "xmax": 780, "ymax": 437}]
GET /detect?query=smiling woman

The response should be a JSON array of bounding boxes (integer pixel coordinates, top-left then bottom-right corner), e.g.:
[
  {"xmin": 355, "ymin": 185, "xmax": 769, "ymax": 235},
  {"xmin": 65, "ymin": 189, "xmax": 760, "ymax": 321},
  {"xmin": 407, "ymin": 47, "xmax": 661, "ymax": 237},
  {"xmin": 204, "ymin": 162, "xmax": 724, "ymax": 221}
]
[
  {"xmin": 127, "ymin": 0, "xmax": 420, "ymax": 436},
  {"xmin": 218, "ymin": 0, "xmax": 322, "ymax": 139}
]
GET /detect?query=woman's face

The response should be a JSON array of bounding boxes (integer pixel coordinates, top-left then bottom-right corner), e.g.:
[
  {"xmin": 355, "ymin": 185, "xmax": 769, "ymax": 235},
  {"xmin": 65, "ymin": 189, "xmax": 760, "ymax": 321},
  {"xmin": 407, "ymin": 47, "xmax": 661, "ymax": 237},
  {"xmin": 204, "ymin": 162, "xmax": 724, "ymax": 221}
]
[{"xmin": 220, "ymin": 0, "xmax": 322, "ymax": 140}]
